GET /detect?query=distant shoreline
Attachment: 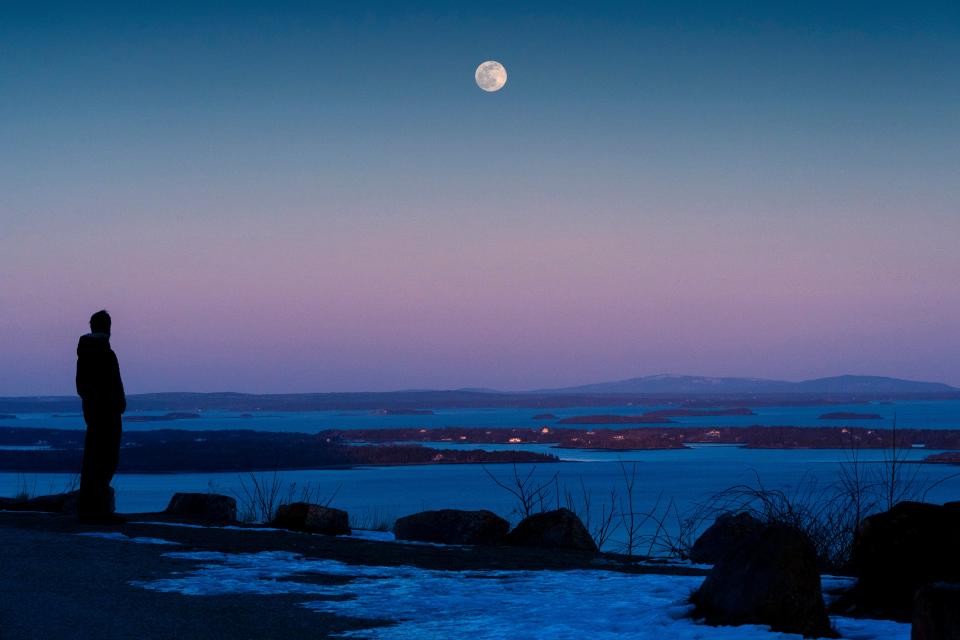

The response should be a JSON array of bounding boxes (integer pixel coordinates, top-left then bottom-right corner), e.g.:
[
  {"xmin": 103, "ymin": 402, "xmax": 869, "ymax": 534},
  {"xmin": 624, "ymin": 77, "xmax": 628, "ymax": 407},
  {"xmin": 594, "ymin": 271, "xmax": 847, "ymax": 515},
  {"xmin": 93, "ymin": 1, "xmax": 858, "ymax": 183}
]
[
  {"xmin": 3, "ymin": 388, "xmax": 960, "ymax": 414},
  {"xmin": 1, "ymin": 423, "xmax": 959, "ymax": 474}
]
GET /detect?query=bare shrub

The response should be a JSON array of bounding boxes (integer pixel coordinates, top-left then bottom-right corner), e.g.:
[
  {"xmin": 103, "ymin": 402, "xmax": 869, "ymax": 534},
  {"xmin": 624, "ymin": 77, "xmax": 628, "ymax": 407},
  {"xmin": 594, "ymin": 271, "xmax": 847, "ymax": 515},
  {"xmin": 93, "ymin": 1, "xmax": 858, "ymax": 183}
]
[
  {"xmin": 698, "ymin": 471, "xmax": 857, "ymax": 571},
  {"xmin": 234, "ymin": 470, "xmax": 341, "ymax": 523},
  {"xmin": 14, "ymin": 473, "xmax": 36, "ymax": 501},
  {"xmin": 561, "ymin": 476, "xmax": 620, "ymax": 550},
  {"xmin": 350, "ymin": 506, "xmax": 396, "ymax": 532},
  {"xmin": 484, "ymin": 464, "xmax": 622, "ymax": 549},
  {"xmin": 616, "ymin": 461, "xmax": 650, "ymax": 557},
  {"xmin": 640, "ymin": 497, "xmax": 713, "ymax": 560},
  {"xmin": 481, "ymin": 464, "xmax": 557, "ymax": 519}
]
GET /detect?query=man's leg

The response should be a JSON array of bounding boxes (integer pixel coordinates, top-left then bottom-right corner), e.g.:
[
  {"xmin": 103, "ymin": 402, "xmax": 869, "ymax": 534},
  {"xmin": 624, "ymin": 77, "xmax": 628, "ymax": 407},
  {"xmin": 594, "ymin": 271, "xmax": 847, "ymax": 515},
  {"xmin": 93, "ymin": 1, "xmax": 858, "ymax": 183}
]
[
  {"xmin": 78, "ymin": 413, "xmax": 103, "ymax": 518},
  {"xmin": 102, "ymin": 413, "xmax": 122, "ymax": 511},
  {"xmin": 78, "ymin": 412, "xmax": 118, "ymax": 518}
]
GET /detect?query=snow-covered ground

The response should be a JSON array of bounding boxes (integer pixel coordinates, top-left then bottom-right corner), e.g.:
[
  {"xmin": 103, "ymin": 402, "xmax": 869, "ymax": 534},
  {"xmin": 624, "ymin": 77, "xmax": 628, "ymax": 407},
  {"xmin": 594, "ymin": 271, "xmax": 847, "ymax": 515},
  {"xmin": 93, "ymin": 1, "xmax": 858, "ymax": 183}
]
[
  {"xmin": 75, "ymin": 532, "xmax": 181, "ymax": 545},
  {"xmin": 133, "ymin": 549, "xmax": 908, "ymax": 640}
]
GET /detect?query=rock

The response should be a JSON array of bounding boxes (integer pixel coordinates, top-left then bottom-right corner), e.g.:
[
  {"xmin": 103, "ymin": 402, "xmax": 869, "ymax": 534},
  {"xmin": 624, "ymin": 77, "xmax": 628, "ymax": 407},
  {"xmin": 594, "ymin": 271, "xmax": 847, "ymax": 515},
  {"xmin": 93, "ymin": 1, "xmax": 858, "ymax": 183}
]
[
  {"xmin": 689, "ymin": 511, "xmax": 764, "ymax": 564},
  {"xmin": 164, "ymin": 492, "xmax": 237, "ymax": 523},
  {"xmin": 691, "ymin": 524, "xmax": 834, "ymax": 638},
  {"xmin": 272, "ymin": 502, "xmax": 351, "ymax": 536},
  {"xmin": 0, "ymin": 489, "xmax": 113, "ymax": 515},
  {"xmin": 848, "ymin": 502, "xmax": 960, "ymax": 621},
  {"xmin": 394, "ymin": 509, "xmax": 509, "ymax": 545},
  {"xmin": 913, "ymin": 583, "xmax": 960, "ymax": 640},
  {"xmin": 505, "ymin": 508, "xmax": 597, "ymax": 552}
]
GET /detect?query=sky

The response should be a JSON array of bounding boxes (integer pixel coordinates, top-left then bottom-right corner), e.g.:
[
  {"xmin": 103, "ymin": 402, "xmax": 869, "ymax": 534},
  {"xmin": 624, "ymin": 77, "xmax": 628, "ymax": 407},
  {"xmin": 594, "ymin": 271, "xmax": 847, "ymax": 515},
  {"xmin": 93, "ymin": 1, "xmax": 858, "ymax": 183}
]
[{"xmin": 1, "ymin": 1, "xmax": 959, "ymax": 394}]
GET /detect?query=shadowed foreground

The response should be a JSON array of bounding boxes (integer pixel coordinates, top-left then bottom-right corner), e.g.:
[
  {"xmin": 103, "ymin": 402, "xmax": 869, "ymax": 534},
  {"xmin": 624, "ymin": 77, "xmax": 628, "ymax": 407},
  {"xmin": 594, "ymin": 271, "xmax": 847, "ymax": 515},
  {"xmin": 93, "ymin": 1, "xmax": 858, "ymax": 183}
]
[{"xmin": 0, "ymin": 511, "xmax": 705, "ymax": 640}]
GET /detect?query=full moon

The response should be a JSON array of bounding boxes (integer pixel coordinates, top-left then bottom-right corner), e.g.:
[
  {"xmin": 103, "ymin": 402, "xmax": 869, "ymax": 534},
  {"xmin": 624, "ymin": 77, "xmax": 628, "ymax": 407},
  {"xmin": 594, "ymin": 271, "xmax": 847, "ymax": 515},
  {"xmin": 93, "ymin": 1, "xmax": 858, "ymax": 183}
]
[{"xmin": 475, "ymin": 60, "xmax": 507, "ymax": 92}]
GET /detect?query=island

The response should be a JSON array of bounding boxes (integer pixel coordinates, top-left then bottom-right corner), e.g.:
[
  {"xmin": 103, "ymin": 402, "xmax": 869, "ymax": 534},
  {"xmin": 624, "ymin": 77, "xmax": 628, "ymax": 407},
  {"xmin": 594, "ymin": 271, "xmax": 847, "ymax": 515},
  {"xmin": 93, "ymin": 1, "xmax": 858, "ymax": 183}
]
[
  {"xmin": 924, "ymin": 452, "xmax": 960, "ymax": 466},
  {"xmin": 0, "ymin": 427, "xmax": 556, "ymax": 473},
  {"xmin": 327, "ymin": 425, "xmax": 960, "ymax": 452},
  {"xmin": 369, "ymin": 408, "xmax": 435, "ymax": 416}
]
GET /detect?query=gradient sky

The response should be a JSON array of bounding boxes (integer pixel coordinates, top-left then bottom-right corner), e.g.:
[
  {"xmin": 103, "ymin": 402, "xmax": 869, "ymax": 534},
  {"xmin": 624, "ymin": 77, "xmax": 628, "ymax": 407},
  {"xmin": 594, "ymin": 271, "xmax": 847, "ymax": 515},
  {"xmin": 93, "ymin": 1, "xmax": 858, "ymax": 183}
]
[{"xmin": 2, "ymin": 1, "xmax": 959, "ymax": 394}]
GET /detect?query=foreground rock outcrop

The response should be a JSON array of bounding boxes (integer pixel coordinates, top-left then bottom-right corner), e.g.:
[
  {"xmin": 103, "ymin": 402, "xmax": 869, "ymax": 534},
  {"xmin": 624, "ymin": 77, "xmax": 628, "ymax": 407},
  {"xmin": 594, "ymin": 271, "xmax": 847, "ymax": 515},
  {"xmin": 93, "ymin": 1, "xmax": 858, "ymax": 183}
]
[
  {"xmin": 691, "ymin": 524, "xmax": 834, "ymax": 638},
  {"xmin": 272, "ymin": 502, "xmax": 351, "ymax": 536},
  {"xmin": 844, "ymin": 501, "xmax": 960, "ymax": 621},
  {"xmin": 912, "ymin": 582, "xmax": 960, "ymax": 640},
  {"xmin": 394, "ymin": 509, "xmax": 509, "ymax": 546},
  {"xmin": 505, "ymin": 508, "xmax": 597, "ymax": 552},
  {"xmin": 164, "ymin": 492, "xmax": 237, "ymax": 523},
  {"xmin": 0, "ymin": 489, "xmax": 114, "ymax": 515},
  {"xmin": 689, "ymin": 511, "xmax": 764, "ymax": 564}
]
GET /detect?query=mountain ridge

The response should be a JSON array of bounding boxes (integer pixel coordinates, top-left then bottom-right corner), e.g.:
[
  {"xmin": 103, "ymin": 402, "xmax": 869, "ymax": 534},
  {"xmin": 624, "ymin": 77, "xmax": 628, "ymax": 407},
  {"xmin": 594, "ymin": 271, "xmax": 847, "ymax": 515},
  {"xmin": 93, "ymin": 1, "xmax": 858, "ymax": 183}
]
[{"xmin": 534, "ymin": 374, "xmax": 959, "ymax": 395}]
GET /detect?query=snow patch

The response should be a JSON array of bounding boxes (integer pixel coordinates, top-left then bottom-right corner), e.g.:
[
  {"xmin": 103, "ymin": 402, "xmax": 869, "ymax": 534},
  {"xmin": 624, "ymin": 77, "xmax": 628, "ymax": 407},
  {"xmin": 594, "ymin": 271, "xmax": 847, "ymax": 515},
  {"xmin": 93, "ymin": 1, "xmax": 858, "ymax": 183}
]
[
  {"xmin": 348, "ymin": 529, "xmax": 395, "ymax": 542},
  {"xmin": 136, "ymin": 521, "xmax": 285, "ymax": 532},
  {"xmin": 75, "ymin": 532, "xmax": 180, "ymax": 545},
  {"xmin": 133, "ymin": 550, "xmax": 907, "ymax": 640}
]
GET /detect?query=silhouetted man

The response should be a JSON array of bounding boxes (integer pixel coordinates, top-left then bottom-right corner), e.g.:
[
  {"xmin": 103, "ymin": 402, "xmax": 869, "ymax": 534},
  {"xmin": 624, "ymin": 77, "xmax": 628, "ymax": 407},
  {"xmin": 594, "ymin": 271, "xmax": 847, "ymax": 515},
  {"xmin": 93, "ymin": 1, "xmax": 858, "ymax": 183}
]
[{"xmin": 76, "ymin": 309, "xmax": 126, "ymax": 523}]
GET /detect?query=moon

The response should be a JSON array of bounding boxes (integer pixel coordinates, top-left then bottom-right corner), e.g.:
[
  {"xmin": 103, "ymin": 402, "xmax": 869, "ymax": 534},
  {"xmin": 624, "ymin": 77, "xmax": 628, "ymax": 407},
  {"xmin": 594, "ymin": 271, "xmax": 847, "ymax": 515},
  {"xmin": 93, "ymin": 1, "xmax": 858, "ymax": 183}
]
[{"xmin": 475, "ymin": 61, "xmax": 507, "ymax": 92}]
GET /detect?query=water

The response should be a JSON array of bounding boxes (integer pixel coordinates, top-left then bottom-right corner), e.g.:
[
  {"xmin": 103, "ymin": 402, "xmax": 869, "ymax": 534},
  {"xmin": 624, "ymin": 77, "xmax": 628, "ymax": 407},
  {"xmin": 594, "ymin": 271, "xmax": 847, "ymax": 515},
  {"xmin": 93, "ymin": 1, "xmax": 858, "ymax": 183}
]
[
  {"xmin": 4, "ymin": 401, "xmax": 959, "ymax": 551},
  {"xmin": 3, "ymin": 445, "xmax": 958, "ymax": 552},
  {"xmin": 7, "ymin": 399, "xmax": 960, "ymax": 432}
]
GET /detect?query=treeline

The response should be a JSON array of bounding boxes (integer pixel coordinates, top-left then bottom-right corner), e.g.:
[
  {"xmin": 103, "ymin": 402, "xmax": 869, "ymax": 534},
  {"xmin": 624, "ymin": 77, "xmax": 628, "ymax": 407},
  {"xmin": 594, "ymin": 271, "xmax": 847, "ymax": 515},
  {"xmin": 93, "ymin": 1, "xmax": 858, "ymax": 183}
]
[
  {"xmin": 326, "ymin": 425, "xmax": 960, "ymax": 451},
  {"xmin": 0, "ymin": 427, "xmax": 556, "ymax": 473}
]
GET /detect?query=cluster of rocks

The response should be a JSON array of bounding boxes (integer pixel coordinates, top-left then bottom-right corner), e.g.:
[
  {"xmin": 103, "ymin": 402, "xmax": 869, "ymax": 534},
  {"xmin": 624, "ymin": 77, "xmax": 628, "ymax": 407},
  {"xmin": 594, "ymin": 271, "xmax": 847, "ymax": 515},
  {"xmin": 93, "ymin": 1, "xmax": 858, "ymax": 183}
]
[
  {"xmin": 163, "ymin": 492, "xmax": 238, "ymax": 523},
  {"xmin": 6, "ymin": 487, "xmax": 957, "ymax": 639},
  {"xmin": 271, "ymin": 502, "xmax": 351, "ymax": 536},
  {"xmin": 159, "ymin": 493, "xmax": 598, "ymax": 554},
  {"xmin": 160, "ymin": 493, "xmax": 354, "ymax": 536},
  {"xmin": 159, "ymin": 494, "xmax": 598, "ymax": 554},
  {"xmin": 688, "ymin": 501, "xmax": 960, "ymax": 639},
  {"xmin": 690, "ymin": 516, "xmax": 834, "ymax": 638},
  {"xmin": 839, "ymin": 501, "xmax": 960, "ymax": 638},
  {"xmin": 393, "ymin": 507, "xmax": 597, "ymax": 552}
]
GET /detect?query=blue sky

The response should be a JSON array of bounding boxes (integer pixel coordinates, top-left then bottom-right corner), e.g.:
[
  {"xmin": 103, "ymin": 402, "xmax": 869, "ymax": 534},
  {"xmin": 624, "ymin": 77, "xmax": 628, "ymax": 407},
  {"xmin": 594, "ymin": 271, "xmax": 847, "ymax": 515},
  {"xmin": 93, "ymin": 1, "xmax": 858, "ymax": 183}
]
[{"xmin": 1, "ymin": 1, "xmax": 959, "ymax": 393}]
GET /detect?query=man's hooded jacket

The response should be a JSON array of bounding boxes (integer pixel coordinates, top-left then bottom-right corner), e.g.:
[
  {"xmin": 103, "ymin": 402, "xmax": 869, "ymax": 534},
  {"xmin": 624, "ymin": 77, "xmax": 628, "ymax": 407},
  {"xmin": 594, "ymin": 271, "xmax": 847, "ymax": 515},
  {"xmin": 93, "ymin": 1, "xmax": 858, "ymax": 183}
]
[{"xmin": 76, "ymin": 333, "xmax": 126, "ymax": 415}]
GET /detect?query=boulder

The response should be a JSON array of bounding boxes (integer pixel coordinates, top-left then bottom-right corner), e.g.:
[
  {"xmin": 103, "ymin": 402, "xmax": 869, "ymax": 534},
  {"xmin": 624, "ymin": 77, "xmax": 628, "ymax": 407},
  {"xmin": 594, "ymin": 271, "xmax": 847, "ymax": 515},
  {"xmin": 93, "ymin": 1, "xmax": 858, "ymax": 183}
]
[
  {"xmin": 272, "ymin": 502, "xmax": 351, "ymax": 536},
  {"xmin": 913, "ymin": 583, "xmax": 960, "ymax": 640},
  {"xmin": 505, "ymin": 508, "xmax": 597, "ymax": 553},
  {"xmin": 848, "ymin": 502, "xmax": 960, "ymax": 621},
  {"xmin": 691, "ymin": 524, "xmax": 834, "ymax": 638},
  {"xmin": 164, "ymin": 492, "xmax": 237, "ymax": 523},
  {"xmin": 689, "ymin": 511, "xmax": 764, "ymax": 564},
  {"xmin": 394, "ymin": 509, "xmax": 509, "ymax": 545},
  {"xmin": 0, "ymin": 489, "xmax": 113, "ymax": 515}
]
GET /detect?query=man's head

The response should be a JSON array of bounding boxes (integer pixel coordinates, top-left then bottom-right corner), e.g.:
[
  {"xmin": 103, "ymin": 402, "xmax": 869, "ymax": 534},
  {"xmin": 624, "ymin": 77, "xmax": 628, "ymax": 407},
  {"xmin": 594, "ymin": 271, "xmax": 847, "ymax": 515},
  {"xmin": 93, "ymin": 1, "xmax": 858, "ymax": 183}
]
[{"xmin": 89, "ymin": 310, "xmax": 112, "ymax": 336}]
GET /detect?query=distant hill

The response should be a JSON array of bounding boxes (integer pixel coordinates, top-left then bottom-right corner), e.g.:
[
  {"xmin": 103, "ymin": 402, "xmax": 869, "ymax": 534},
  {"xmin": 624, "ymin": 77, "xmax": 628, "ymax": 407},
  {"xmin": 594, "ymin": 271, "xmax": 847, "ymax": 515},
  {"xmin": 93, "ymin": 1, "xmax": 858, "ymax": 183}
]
[
  {"xmin": 535, "ymin": 374, "xmax": 959, "ymax": 396},
  {"xmin": 1, "ymin": 375, "xmax": 957, "ymax": 414}
]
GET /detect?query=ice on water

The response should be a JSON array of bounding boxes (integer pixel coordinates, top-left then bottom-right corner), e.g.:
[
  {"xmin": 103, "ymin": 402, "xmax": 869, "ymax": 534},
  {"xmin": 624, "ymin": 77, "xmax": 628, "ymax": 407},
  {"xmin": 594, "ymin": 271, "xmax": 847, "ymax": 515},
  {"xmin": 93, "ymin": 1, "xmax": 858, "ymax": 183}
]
[{"xmin": 134, "ymin": 550, "xmax": 907, "ymax": 640}]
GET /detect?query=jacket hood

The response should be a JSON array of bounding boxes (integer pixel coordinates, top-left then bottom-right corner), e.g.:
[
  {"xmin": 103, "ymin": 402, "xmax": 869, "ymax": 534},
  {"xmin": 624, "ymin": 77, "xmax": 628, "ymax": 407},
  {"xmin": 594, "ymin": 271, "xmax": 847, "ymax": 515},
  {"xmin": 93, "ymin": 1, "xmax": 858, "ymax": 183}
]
[{"xmin": 77, "ymin": 332, "xmax": 111, "ymax": 357}]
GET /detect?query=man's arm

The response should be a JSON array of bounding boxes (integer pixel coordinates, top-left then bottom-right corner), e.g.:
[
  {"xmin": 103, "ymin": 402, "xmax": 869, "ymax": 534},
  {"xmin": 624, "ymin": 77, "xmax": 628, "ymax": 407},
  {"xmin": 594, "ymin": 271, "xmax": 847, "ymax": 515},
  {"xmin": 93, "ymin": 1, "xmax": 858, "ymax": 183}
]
[
  {"xmin": 76, "ymin": 348, "xmax": 90, "ymax": 400},
  {"xmin": 111, "ymin": 351, "xmax": 127, "ymax": 414}
]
